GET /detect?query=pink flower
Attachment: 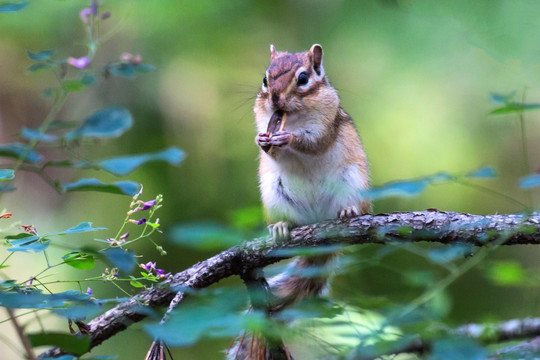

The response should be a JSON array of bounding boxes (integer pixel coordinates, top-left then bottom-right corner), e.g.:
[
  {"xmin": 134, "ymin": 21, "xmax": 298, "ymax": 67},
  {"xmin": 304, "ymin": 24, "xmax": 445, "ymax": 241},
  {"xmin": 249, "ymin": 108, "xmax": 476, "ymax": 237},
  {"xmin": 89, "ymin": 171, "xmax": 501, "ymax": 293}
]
[
  {"xmin": 128, "ymin": 218, "xmax": 146, "ymax": 225},
  {"xmin": 140, "ymin": 261, "xmax": 156, "ymax": 271},
  {"xmin": 67, "ymin": 56, "xmax": 90, "ymax": 69},
  {"xmin": 79, "ymin": 8, "xmax": 92, "ymax": 24},
  {"xmin": 86, "ymin": 287, "xmax": 92, "ymax": 295}
]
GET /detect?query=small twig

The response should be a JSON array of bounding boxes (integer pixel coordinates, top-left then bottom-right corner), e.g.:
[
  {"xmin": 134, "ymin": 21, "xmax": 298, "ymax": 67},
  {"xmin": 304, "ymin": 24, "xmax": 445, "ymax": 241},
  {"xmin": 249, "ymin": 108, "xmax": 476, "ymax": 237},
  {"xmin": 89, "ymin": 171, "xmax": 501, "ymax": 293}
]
[
  {"xmin": 6, "ymin": 308, "xmax": 36, "ymax": 360},
  {"xmin": 38, "ymin": 211, "xmax": 540, "ymax": 358}
]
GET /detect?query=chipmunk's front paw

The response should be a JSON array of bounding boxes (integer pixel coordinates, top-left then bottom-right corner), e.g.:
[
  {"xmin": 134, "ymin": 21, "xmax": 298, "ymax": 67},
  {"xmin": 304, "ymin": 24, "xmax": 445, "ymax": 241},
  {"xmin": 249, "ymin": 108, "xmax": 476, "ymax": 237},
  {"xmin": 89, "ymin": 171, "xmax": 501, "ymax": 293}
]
[
  {"xmin": 269, "ymin": 131, "xmax": 292, "ymax": 147},
  {"xmin": 338, "ymin": 206, "xmax": 359, "ymax": 219},
  {"xmin": 268, "ymin": 221, "xmax": 291, "ymax": 245}
]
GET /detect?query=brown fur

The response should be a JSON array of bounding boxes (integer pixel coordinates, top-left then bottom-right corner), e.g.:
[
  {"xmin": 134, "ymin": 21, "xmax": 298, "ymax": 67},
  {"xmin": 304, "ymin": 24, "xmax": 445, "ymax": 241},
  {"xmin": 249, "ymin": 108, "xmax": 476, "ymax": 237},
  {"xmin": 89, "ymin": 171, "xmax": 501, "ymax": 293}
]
[{"xmin": 231, "ymin": 45, "xmax": 370, "ymax": 360}]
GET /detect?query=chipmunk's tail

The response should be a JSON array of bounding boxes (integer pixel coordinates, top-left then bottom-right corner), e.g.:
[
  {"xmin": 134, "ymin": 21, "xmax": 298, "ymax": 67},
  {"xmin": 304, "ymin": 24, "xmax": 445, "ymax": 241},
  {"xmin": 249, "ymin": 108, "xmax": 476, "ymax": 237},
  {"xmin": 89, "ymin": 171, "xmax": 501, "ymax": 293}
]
[{"xmin": 228, "ymin": 253, "xmax": 336, "ymax": 360}]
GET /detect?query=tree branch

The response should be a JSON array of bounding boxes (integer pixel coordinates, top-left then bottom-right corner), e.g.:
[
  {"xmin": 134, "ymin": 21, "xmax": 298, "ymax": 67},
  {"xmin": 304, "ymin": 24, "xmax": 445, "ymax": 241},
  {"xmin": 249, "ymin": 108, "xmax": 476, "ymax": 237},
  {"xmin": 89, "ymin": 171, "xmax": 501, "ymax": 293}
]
[
  {"xmin": 38, "ymin": 210, "xmax": 540, "ymax": 358},
  {"xmin": 359, "ymin": 317, "xmax": 540, "ymax": 359}
]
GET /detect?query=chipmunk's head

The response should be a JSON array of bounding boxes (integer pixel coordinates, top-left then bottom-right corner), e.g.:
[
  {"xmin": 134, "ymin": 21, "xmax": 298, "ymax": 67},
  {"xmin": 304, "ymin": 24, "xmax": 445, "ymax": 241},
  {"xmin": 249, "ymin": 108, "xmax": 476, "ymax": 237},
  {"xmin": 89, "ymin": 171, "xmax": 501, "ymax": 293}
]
[{"xmin": 255, "ymin": 44, "xmax": 338, "ymax": 116}]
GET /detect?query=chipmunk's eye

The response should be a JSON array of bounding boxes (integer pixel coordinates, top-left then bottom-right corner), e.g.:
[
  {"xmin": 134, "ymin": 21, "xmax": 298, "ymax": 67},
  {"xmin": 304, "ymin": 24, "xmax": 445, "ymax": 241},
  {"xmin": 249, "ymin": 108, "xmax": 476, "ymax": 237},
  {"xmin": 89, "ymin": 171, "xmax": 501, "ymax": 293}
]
[
  {"xmin": 297, "ymin": 72, "xmax": 309, "ymax": 86},
  {"xmin": 262, "ymin": 76, "xmax": 268, "ymax": 88}
]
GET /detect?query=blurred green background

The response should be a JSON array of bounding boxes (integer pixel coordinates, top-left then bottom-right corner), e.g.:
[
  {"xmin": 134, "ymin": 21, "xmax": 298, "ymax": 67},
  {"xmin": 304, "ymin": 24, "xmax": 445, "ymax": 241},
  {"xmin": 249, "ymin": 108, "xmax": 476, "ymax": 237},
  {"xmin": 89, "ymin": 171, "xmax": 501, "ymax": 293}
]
[{"xmin": 2, "ymin": 0, "xmax": 540, "ymax": 358}]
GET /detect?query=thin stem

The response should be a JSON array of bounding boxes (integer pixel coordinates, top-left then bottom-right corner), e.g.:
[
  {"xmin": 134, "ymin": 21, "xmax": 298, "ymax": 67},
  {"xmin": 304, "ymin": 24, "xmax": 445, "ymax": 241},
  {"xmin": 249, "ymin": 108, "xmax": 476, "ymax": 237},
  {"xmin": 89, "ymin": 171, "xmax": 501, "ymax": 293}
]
[
  {"xmin": 43, "ymin": 251, "xmax": 51, "ymax": 268},
  {"xmin": 12, "ymin": 92, "xmax": 68, "ymax": 173},
  {"xmin": 110, "ymin": 280, "xmax": 133, "ymax": 298},
  {"xmin": 34, "ymin": 313, "xmax": 45, "ymax": 333},
  {"xmin": 0, "ymin": 310, "xmax": 40, "ymax": 325},
  {"xmin": 6, "ymin": 308, "xmax": 36, "ymax": 360},
  {"xmin": 519, "ymin": 111, "xmax": 530, "ymax": 175},
  {"xmin": 457, "ymin": 180, "xmax": 530, "ymax": 210},
  {"xmin": 38, "ymin": 276, "xmax": 147, "ymax": 286},
  {"xmin": 34, "ymin": 278, "xmax": 53, "ymax": 295},
  {"xmin": 0, "ymin": 252, "xmax": 14, "ymax": 267}
]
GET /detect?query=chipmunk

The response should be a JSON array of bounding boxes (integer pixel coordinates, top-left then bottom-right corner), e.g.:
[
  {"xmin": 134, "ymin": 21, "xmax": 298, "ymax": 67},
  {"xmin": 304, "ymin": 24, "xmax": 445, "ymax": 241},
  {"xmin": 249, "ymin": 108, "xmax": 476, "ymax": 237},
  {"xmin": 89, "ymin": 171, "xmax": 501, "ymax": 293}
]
[{"xmin": 231, "ymin": 44, "xmax": 371, "ymax": 360}]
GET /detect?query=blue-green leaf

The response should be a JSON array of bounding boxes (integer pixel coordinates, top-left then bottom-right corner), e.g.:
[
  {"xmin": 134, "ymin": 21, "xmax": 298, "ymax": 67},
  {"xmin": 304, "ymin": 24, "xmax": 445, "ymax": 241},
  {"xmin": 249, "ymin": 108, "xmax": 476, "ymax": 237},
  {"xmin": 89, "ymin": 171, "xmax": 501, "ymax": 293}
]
[
  {"xmin": 41, "ymin": 355, "xmax": 77, "ymax": 360},
  {"xmin": 28, "ymin": 332, "xmax": 90, "ymax": 356},
  {"xmin": 58, "ymin": 222, "xmax": 107, "ymax": 235},
  {"xmin": 109, "ymin": 63, "xmax": 137, "ymax": 78},
  {"xmin": 427, "ymin": 243, "xmax": 473, "ymax": 264},
  {"xmin": 0, "ymin": 143, "xmax": 43, "ymax": 163},
  {"xmin": 169, "ymin": 222, "xmax": 242, "ymax": 250},
  {"xmin": 95, "ymin": 147, "xmax": 185, "ymax": 176},
  {"xmin": 466, "ymin": 166, "xmax": 497, "ymax": 179},
  {"xmin": 21, "ymin": 127, "xmax": 58, "ymax": 142},
  {"xmin": 51, "ymin": 301, "xmax": 101, "ymax": 319},
  {"xmin": 27, "ymin": 63, "xmax": 52, "ymax": 73},
  {"xmin": 489, "ymin": 92, "xmax": 515, "ymax": 105},
  {"xmin": 429, "ymin": 338, "xmax": 486, "ymax": 360},
  {"xmin": 0, "ymin": 183, "xmax": 15, "ymax": 192},
  {"xmin": 62, "ymin": 178, "xmax": 139, "ymax": 196},
  {"xmin": 144, "ymin": 288, "xmax": 255, "ymax": 346},
  {"xmin": 64, "ymin": 107, "xmax": 133, "ymax": 141},
  {"xmin": 0, "ymin": 169, "xmax": 14, "ymax": 180},
  {"xmin": 519, "ymin": 174, "xmax": 540, "ymax": 189},
  {"xmin": 0, "ymin": 1, "xmax": 29, "ymax": 12},
  {"xmin": 362, "ymin": 179, "xmax": 429, "ymax": 200},
  {"xmin": 104, "ymin": 248, "xmax": 136, "ymax": 273},
  {"xmin": 8, "ymin": 235, "xmax": 49, "ymax": 253},
  {"xmin": 27, "ymin": 50, "xmax": 55, "ymax": 61},
  {"xmin": 0, "ymin": 290, "xmax": 88, "ymax": 309},
  {"xmin": 109, "ymin": 63, "xmax": 155, "ymax": 78}
]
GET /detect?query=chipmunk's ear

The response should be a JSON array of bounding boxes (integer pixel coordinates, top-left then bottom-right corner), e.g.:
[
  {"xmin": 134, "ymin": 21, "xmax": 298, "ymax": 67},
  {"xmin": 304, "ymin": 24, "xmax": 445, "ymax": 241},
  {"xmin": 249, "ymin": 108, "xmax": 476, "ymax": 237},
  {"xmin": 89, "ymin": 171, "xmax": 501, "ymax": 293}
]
[
  {"xmin": 270, "ymin": 44, "xmax": 277, "ymax": 59},
  {"xmin": 308, "ymin": 44, "xmax": 323, "ymax": 76}
]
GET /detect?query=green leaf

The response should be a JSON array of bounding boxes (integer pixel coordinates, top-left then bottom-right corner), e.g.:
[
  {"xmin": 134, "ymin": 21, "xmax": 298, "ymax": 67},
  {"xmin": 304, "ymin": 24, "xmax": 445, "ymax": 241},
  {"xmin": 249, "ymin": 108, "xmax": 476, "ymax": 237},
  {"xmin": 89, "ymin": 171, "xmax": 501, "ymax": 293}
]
[
  {"xmin": 0, "ymin": 1, "xmax": 29, "ymax": 12},
  {"xmin": 0, "ymin": 143, "xmax": 43, "ymax": 163},
  {"xmin": 490, "ymin": 103, "xmax": 540, "ymax": 115},
  {"xmin": 63, "ymin": 80, "xmax": 87, "ymax": 93},
  {"xmin": 485, "ymin": 261, "xmax": 525, "ymax": 286},
  {"xmin": 64, "ymin": 107, "xmax": 133, "ymax": 141},
  {"xmin": 28, "ymin": 332, "xmax": 90, "ymax": 356},
  {"xmin": 130, "ymin": 280, "xmax": 144, "ymax": 288},
  {"xmin": 27, "ymin": 49, "xmax": 55, "ymax": 61},
  {"xmin": 519, "ymin": 174, "xmax": 540, "ymax": 189},
  {"xmin": 466, "ymin": 166, "xmax": 497, "ymax": 179},
  {"xmin": 0, "ymin": 169, "xmax": 14, "ymax": 180},
  {"xmin": 21, "ymin": 127, "xmax": 58, "ymax": 142},
  {"xmin": 62, "ymin": 178, "xmax": 139, "ymax": 196},
  {"xmin": 62, "ymin": 252, "xmax": 96, "ymax": 270},
  {"xmin": 104, "ymin": 248, "xmax": 136, "ymax": 273}
]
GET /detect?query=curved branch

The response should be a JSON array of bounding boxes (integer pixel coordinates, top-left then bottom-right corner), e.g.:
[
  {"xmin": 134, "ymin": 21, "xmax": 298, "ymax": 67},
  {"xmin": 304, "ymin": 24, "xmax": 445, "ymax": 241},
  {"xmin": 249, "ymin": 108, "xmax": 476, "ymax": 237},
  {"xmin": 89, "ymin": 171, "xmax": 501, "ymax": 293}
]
[{"xmin": 38, "ymin": 210, "xmax": 540, "ymax": 358}]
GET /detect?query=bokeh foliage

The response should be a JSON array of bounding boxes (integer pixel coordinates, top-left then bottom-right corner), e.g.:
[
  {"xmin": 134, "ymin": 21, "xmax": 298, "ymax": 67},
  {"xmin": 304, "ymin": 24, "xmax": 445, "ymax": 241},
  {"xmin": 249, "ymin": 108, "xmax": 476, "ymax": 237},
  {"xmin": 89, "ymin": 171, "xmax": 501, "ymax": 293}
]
[{"xmin": 2, "ymin": 0, "xmax": 540, "ymax": 359}]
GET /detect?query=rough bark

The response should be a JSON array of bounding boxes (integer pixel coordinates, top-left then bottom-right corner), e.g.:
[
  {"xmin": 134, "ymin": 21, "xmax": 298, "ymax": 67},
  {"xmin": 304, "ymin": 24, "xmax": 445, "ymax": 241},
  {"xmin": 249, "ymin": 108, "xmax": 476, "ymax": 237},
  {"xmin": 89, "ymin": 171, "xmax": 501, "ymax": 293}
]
[{"xmin": 38, "ymin": 210, "xmax": 540, "ymax": 358}]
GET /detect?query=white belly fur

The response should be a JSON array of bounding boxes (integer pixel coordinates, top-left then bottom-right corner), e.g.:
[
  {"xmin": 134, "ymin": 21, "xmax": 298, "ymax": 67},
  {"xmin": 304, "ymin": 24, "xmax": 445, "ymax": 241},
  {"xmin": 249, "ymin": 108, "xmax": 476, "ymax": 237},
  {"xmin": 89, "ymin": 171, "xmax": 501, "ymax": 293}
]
[{"xmin": 260, "ymin": 140, "xmax": 368, "ymax": 226}]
